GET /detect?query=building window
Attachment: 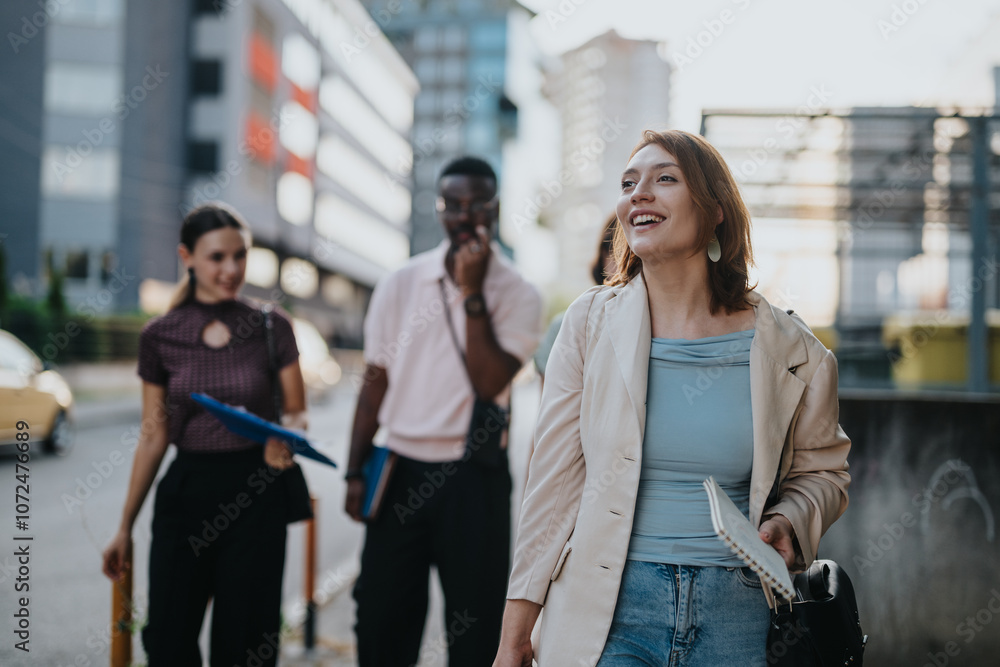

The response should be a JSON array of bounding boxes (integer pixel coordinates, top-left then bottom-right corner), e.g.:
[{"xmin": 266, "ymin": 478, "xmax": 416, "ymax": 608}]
[
  {"xmin": 441, "ymin": 26, "xmax": 466, "ymax": 51},
  {"xmin": 44, "ymin": 63, "xmax": 121, "ymax": 115},
  {"xmin": 187, "ymin": 141, "xmax": 218, "ymax": 173},
  {"xmin": 41, "ymin": 146, "xmax": 120, "ymax": 199},
  {"xmin": 54, "ymin": 0, "xmax": 123, "ymax": 25},
  {"xmin": 190, "ymin": 60, "xmax": 222, "ymax": 96},
  {"xmin": 192, "ymin": 0, "xmax": 224, "ymax": 15},
  {"xmin": 414, "ymin": 27, "xmax": 439, "ymax": 52},
  {"xmin": 101, "ymin": 251, "xmax": 117, "ymax": 283},
  {"xmin": 414, "ymin": 58, "xmax": 438, "ymax": 84},
  {"xmin": 415, "ymin": 91, "xmax": 437, "ymax": 115},
  {"xmin": 441, "ymin": 57, "xmax": 464, "ymax": 82},
  {"xmin": 65, "ymin": 250, "xmax": 90, "ymax": 280},
  {"xmin": 282, "ymin": 34, "xmax": 321, "ymax": 90},
  {"xmin": 470, "ymin": 22, "xmax": 506, "ymax": 52}
]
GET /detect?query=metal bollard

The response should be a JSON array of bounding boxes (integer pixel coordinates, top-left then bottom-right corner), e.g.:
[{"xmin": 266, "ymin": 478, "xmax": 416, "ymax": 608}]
[
  {"xmin": 304, "ymin": 496, "xmax": 317, "ymax": 651},
  {"xmin": 110, "ymin": 542, "xmax": 132, "ymax": 667}
]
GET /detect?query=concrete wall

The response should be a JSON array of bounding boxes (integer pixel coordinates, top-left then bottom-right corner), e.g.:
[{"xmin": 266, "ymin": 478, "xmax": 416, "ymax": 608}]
[{"xmin": 822, "ymin": 392, "xmax": 1000, "ymax": 665}]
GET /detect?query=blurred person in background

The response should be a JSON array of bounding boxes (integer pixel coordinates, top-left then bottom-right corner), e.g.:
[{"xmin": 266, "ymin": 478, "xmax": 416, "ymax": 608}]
[
  {"xmin": 495, "ymin": 130, "xmax": 851, "ymax": 666},
  {"xmin": 101, "ymin": 204, "xmax": 305, "ymax": 667},
  {"xmin": 533, "ymin": 213, "xmax": 617, "ymax": 382},
  {"xmin": 343, "ymin": 156, "xmax": 543, "ymax": 666}
]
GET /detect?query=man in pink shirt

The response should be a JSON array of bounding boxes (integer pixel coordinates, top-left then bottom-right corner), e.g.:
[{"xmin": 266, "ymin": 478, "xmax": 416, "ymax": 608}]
[{"xmin": 343, "ymin": 157, "xmax": 543, "ymax": 665}]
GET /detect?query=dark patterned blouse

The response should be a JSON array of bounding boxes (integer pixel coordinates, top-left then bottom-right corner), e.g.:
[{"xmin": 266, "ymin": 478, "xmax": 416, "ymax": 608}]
[{"xmin": 137, "ymin": 298, "xmax": 298, "ymax": 453}]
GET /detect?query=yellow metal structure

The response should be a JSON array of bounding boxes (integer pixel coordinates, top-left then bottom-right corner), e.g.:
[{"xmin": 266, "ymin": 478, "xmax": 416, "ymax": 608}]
[{"xmin": 882, "ymin": 310, "xmax": 1000, "ymax": 385}]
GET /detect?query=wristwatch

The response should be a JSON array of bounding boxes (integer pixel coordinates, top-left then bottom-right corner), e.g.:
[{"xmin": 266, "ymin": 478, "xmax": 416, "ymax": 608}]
[{"xmin": 464, "ymin": 293, "xmax": 487, "ymax": 318}]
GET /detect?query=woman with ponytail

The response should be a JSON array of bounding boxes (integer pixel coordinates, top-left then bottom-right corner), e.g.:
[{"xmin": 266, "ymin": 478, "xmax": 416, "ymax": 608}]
[{"xmin": 101, "ymin": 203, "xmax": 306, "ymax": 666}]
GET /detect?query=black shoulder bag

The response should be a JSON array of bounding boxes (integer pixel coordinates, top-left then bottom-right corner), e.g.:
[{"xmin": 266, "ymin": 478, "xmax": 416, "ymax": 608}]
[
  {"xmin": 768, "ymin": 559, "xmax": 868, "ymax": 665},
  {"xmin": 765, "ymin": 463, "xmax": 867, "ymax": 664},
  {"xmin": 438, "ymin": 280, "xmax": 509, "ymax": 468},
  {"xmin": 263, "ymin": 304, "xmax": 313, "ymax": 523}
]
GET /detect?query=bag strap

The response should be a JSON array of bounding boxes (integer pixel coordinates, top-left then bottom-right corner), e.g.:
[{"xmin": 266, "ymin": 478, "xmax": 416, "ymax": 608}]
[
  {"xmin": 437, "ymin": 279, "xmax": 510, "ymax": 418},
  {"xmin": 262, "ymin": 303, "xmax": 283, "ymax": 421},
  {"xmin": 438, "ymin": 278, "xmax": 474, "ymax": 386}
]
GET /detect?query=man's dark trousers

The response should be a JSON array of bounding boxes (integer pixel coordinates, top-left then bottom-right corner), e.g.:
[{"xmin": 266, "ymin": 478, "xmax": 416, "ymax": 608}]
[{"xmin": 353, "ymin": 452, "xmax": 512, "ymax": 665}]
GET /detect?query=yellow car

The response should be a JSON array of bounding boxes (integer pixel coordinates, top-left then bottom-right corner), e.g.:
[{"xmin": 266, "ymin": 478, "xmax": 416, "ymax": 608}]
[{"xmin": 0, "ymin": 330, "xmax": 74, "ymax": 454}]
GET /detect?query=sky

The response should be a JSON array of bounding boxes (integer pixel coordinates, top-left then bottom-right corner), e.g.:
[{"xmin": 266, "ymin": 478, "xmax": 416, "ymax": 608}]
[{"xmin": 518, "ymin": 0, "xmax": 1000, "ymax": 131}]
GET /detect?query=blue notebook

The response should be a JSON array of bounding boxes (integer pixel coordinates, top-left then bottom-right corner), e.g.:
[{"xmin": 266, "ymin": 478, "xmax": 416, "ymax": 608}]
[
  {"xmin": 362, "ymin": 446, "xmax": 398, "ymax": 521},
  {"xmin": 191, "ymin": 392, "xmax": 337, "ymax": 468}
]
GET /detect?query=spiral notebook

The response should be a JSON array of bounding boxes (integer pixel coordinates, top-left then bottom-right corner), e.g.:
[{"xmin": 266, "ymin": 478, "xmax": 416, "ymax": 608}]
[{"xmin": 703, "ymin": 476, "xmax": 795, "ymax": 600}]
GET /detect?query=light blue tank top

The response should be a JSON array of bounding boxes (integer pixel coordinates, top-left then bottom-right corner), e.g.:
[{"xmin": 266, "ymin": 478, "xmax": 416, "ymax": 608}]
[{"xmin": 627, "ymin": 328, "xmax": 755, "ymax": 566}]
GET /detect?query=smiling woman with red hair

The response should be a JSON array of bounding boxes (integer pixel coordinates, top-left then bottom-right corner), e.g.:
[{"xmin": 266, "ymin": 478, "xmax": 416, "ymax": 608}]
[{"xmin": 495, "ymin": 130, "xmax": 851, "ymax": 666}]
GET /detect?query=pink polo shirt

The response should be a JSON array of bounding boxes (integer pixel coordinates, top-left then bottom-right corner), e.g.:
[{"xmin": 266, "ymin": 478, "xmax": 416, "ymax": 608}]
[{"xmin": 364, "ymin": 241, "xmax": 543, "ymax": 462}]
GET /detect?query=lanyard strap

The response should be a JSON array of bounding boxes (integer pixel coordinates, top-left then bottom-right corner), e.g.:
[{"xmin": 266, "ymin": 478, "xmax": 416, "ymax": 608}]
[
  {"xmin": 438, "ymin": 278, "xmax": 472, "ymax": 384},
  {"xmin": 262, "ymin": 304, "xmax": 282, "ymax": 421}
]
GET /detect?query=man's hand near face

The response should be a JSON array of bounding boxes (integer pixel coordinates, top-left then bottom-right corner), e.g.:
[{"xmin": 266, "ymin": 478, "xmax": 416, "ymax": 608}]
[{"xmin": 452, "ymin": 225, "xmax": 491, "ymax": 296}]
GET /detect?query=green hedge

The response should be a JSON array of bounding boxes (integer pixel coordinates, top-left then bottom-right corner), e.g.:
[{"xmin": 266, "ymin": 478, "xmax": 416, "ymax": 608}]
[{"xmin": 1, "ymin": 299, "xmax": 149, "ymax": 363}]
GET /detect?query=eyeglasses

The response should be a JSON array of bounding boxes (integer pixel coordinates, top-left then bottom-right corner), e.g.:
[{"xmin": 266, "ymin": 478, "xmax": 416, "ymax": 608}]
[{"xmin": 435, "ymin": 196, "xmax": 498, "ymax": 217}]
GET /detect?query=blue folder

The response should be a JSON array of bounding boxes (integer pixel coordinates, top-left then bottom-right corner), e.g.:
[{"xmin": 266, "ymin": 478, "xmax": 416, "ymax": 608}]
[
  {"xmin": 361, "ymin": 446, "xmax": 397, "ymax": 521},
  {"xmin": 191, "ymin": 392, "xmax": 337, "ymax": 468}
]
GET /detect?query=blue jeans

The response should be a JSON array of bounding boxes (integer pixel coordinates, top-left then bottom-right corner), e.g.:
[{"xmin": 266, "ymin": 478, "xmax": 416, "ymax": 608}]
[{"xmin": 597, "ymin": 560, "xmax": 770, "ymax": 666}]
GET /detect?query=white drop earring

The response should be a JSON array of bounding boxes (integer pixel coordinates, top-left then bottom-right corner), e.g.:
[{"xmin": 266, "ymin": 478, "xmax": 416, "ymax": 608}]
[{"xmin": 707, "ymin": 235, "xmax": 721, "ymax": 263}]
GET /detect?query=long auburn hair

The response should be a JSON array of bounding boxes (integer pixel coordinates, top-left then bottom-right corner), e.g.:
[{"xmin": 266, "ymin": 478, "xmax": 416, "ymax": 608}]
[
  {"xmin": 607, "ymin": 129, "xmax": 755, "ymax": 314},
  {"xmin": 168, "ymin": 203, "xmax": 250, "ymax": 311}
]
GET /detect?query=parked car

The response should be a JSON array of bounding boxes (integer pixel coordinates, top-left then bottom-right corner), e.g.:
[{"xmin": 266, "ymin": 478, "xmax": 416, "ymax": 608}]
[{"xmin": 0, "ymin": 330, "xmax": 74, "ymax": 454}]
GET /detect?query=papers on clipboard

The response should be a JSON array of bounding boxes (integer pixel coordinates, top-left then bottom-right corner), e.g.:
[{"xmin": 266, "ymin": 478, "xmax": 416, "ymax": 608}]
[
  {"xmin": 191, "ymin": 392, "xmax": 337, "ymax": 468},
  {"xmin": 703, "ymin": 476, "xmax": 795, "ymax": 600}
]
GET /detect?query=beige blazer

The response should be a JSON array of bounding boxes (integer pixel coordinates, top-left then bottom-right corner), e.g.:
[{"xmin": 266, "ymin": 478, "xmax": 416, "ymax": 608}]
[{"xmin": 507, "ymin": 274, "xmax": 851, "ymax": 666}]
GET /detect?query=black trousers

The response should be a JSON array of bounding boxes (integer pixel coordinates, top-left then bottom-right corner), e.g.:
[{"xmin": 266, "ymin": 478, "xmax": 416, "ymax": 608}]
[
  {"xmin": 353, "ymin": 453, "xmax": 512, "ymax": 666},
  {"xmin": 143, "ymin": 449, "xmax": 288, "ymax": 667}
]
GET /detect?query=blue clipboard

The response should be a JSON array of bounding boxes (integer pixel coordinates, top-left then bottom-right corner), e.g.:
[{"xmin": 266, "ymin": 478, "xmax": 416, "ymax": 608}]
[{"xmin": 191, "ymin": 392, "xmax": 337, "ymax": 468}]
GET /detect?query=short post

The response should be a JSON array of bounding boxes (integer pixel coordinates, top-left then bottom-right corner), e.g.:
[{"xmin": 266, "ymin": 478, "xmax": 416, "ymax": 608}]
[
  {"xmin": 110, "ymin": 542, "xmax": 132, "ymax": 667},
  {"xmin": 304, "ymin": 496, "xmax": 317, "ymax": 651}
]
